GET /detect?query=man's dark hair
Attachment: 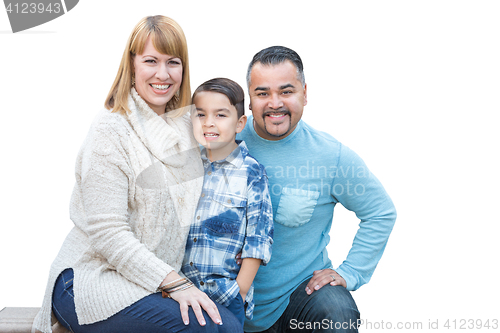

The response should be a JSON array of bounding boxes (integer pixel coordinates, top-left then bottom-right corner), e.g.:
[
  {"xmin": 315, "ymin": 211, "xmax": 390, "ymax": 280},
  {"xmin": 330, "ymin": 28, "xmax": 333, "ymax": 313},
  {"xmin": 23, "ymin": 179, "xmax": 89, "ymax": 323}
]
[
  {"xmin": 246, "ymin": 46, "xmax": 305, "ymax": 88},
  {"xmin": 192, "ymin": 78, "xmax": 245, "ymax": 118}
]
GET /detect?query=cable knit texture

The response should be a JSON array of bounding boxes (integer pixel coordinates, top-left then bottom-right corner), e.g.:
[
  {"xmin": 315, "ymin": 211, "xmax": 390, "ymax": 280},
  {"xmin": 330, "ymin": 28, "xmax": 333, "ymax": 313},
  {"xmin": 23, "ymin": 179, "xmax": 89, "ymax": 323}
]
[{"xmin": 33, "ymin": 89, "xmax": 204, "ymax": 333}]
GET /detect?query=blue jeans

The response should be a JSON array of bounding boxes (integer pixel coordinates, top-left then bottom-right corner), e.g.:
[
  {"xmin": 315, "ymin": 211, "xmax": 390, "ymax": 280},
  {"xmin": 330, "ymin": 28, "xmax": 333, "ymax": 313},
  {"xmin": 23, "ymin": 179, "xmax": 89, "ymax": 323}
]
[
  {"xmin": 225, "ymin": 293, "xmax": 245, "ymax": 327},
  {"xmin": 248, "ymin": 279, "xmax": 360, "ymax": 333},
  {"xmin": 52, "ymin": 269, "xmax": 243, "ymax": 333}
]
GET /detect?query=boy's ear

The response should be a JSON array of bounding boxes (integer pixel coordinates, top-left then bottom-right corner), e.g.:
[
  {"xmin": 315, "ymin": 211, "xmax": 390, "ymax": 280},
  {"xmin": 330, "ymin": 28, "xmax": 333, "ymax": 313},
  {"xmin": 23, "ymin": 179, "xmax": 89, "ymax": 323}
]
[{"xmin": 235, "ymin": 115, "xmax": 247, "ymax": 134}]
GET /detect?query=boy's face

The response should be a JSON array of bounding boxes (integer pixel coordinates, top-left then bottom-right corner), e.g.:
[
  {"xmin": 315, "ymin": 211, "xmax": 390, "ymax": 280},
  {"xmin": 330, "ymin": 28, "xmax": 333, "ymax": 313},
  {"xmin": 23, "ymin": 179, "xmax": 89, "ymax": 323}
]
[{"xmin": 191, "ymin": 91, "xmax": 247, "ymax": 161}]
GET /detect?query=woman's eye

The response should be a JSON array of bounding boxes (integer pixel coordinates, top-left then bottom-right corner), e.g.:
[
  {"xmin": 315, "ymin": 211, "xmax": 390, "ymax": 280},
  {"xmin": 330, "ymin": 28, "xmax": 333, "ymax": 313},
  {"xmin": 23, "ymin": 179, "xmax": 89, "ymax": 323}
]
[{"xmin": 145, "ymin": 59, "xmax": 156, "ymax": 63}]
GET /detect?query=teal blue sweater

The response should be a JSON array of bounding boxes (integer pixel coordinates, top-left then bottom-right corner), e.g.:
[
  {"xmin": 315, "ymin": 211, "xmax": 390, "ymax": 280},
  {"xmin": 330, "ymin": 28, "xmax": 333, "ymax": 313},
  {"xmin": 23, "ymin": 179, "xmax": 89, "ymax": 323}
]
[{"xmin": 238, "ymin": 117, "xmax": 397, "ymax": 332}]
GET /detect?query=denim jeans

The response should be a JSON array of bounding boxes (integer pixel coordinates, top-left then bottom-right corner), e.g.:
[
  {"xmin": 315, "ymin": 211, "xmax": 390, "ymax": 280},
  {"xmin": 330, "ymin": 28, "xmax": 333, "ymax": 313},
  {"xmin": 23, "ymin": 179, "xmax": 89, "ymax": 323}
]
[
  {"xmin": 248, "ymin": 279, "xmax": 360, "ymax": 333},
  {"xmin": 52, "ymin": 269, "xmax": 243, "ymax": 333},
  {"xmin": 225, "ymin": 293, "xmax": 245, "ymax": 327}
]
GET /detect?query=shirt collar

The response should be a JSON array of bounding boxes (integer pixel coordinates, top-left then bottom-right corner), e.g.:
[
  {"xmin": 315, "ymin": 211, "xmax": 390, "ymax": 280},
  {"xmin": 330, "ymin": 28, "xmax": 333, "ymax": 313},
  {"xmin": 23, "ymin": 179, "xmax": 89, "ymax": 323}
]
[{"xmin": 200, "ymin": 140, "xmax": 247, "ymax": 169}]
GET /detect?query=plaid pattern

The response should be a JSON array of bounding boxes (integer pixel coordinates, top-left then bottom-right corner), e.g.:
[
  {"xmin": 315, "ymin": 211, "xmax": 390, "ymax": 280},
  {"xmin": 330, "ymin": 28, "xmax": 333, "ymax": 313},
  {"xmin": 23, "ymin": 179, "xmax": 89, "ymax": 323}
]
[{"xmin": 182, "ymin": 141, "xmax": 273, "ymax": 319}]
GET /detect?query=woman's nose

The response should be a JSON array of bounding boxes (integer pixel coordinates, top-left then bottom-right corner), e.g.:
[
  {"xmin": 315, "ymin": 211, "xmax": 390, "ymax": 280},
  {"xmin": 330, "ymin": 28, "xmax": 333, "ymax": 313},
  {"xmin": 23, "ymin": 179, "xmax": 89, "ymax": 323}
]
[{"xmin": 156, "ymin": 63, "xmax": 170, "ymax": 81}]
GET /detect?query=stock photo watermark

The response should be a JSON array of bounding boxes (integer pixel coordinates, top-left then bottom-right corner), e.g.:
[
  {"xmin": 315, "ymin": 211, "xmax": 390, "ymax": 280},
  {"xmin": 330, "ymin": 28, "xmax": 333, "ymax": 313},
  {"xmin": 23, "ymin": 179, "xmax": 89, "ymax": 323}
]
[
  {"xmin": 3, "ymin": 0, "xmax": 79, "ymax": 32},
  {"xmin": 289, "ymin": 318, "xmax": 499, "ymax": 331},
  {"xmin": 265, "ymin": 162, "xmax": 372, "ymax": 197}
]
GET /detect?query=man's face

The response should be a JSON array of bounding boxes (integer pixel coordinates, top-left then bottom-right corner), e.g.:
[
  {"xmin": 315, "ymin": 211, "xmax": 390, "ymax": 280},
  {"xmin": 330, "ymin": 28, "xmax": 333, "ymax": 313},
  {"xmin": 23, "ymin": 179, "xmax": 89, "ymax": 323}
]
[{"xmin": 248, "ymin": 61, "xmax": 307, "ymax": 141}]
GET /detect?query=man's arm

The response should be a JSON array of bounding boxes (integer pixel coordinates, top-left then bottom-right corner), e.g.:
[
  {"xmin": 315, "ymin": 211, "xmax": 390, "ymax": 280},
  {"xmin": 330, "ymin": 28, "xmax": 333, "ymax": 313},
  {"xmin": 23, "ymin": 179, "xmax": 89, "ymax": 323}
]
[{"xmin": 307, "ymin": 144, "xmax": 397, "ymax": 294}]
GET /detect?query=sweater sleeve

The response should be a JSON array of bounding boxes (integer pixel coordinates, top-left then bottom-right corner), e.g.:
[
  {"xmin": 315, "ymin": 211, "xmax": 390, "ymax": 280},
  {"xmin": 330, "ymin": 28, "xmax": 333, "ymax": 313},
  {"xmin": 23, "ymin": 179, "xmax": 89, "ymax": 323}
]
[
  {"xmin": 331, "ymin": 144, "xmax": 397, "ymax": 291},
  {"xmin": 72, "ymin": 121, "xmax": 173, "ymax": 292}
]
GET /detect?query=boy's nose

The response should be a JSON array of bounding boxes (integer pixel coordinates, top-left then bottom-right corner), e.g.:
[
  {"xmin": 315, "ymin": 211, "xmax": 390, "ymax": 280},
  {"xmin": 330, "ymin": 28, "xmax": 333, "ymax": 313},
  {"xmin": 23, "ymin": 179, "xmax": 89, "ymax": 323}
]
[{"xmin": 203, "ymin": 115, "xmax": 215, "ymax": 127}]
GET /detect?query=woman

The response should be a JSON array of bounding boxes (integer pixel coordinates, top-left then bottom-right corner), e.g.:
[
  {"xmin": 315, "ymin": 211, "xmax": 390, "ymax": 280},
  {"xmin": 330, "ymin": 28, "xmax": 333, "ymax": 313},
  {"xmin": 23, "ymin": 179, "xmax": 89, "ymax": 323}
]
[{"xmin": 33, "ymin": 15, "xmax": 242, "ymax": 333}]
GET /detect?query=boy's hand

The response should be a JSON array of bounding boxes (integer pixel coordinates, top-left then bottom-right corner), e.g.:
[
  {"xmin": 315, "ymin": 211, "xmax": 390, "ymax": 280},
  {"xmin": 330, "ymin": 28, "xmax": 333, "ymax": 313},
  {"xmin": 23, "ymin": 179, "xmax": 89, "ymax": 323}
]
[
  {"xmin": 239, "ymin": 290, "xmax": 247, "ymax": 302},
  {"xmin": 235, "ymin": 252, "xmax": 243, "ymax": 265}
]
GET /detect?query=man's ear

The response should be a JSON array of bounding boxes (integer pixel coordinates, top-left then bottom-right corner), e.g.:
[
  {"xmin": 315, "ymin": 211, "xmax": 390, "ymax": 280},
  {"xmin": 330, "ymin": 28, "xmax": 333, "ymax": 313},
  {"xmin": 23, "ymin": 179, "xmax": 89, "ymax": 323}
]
[
  {"xmin": 303, "ymin": 83, "xmax": 308, "ymax": 106},
  {"xmin": 235, "ymin": 115, "xmax": 248, "ymax": 134}
]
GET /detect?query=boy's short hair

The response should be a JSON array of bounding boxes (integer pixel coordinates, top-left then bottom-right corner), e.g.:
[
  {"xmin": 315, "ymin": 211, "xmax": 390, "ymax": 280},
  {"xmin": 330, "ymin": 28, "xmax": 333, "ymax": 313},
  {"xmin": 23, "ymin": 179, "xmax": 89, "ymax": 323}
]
[{"xmin": 192, "ymin": 78, "xmax": 245, "ymax": 119}]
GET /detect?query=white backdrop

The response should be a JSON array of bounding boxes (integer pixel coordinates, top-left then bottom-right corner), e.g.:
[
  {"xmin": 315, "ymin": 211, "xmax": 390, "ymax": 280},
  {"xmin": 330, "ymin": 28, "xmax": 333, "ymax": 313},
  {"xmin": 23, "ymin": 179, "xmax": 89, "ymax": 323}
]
[{"xmin": 1, "ymin": 1, "xmax": 499, "ymax": 331}]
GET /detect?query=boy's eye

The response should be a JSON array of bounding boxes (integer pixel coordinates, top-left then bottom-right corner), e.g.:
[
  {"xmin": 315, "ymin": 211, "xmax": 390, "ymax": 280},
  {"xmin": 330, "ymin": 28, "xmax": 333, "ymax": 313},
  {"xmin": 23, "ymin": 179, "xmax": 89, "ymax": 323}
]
[{"xmin": 216, "ymin": 114, "xmax": 227, "ymax": 118}]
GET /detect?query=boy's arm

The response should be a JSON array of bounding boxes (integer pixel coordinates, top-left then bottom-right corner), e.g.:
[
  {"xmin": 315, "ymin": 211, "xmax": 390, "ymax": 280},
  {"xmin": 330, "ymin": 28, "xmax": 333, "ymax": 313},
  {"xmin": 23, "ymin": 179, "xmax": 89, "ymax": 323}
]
[
  {"xmin": 236, "ymin": 258, "xmax": 262, "ymax": 301},
  {"xmin": 242, "ymin": 164, "xmax": 273, "ymax": 265}
]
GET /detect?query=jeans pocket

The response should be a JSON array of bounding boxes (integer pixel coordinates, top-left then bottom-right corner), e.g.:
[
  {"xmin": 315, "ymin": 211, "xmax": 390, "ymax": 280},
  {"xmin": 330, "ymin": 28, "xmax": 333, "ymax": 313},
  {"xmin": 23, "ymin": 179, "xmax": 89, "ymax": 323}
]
[
  {"xmin": 61, "ymin": 268, "xmax": 75, "ymax": 298},
  {"xmin": 275, "ymin": 187, "xmax": 320, "ymax": 228}
]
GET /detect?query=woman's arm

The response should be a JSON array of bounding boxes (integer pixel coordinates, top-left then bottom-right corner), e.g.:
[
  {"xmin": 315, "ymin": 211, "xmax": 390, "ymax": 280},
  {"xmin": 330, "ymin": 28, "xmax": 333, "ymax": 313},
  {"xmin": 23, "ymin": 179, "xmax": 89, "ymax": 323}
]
[
  {"xmin": 80, "ymin": 122, "xmax": 221, "ymax": 326},
  {"xmin": 74, "ymin": 123, "xmax": 173, "ymax": 291}
]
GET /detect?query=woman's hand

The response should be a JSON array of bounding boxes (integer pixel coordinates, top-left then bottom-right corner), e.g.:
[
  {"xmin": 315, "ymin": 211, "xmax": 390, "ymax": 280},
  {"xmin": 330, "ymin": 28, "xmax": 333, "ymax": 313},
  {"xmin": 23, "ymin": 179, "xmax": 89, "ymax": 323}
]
[{"xmin": 169, "ymin": 285, "xmax": 222, "ymax": 326}]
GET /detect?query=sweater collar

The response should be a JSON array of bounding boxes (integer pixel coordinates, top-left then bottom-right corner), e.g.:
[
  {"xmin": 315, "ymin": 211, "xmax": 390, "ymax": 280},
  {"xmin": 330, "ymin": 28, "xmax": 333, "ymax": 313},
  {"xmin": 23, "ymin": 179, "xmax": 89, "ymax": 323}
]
[{"xmin": 128, "ymin": 88, "xmax": 191, "ymax": 167}]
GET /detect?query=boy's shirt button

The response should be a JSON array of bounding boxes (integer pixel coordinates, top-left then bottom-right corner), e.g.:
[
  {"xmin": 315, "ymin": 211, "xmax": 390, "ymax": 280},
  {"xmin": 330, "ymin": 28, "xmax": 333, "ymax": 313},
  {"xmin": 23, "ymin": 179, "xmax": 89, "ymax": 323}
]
[
  {"xmin": 200, "ymin": 281, "xmax": 205, "ymax": 286},
  {"xmin": 193, "ymin": 238, "xmax": 197, "ymax": 242}
]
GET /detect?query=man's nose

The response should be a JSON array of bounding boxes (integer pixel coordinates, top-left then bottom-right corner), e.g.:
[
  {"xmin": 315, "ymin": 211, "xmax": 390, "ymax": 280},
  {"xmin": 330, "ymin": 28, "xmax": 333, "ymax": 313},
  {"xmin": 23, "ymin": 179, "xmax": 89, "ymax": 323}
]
[{"xmin": 268, "ymin": 93, "xmax": 284, "ymax": 109}]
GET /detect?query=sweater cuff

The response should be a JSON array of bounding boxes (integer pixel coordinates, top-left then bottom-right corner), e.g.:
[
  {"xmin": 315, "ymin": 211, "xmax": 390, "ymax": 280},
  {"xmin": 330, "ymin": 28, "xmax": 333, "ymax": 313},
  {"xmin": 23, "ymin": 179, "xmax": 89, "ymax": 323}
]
[
  {"xmin": 335, "ymin": 265, "xmax": 358, "ymax": 291},
  {"xmin": 118, "ymin": 254, "xmax": 175, "ymax": 292}
]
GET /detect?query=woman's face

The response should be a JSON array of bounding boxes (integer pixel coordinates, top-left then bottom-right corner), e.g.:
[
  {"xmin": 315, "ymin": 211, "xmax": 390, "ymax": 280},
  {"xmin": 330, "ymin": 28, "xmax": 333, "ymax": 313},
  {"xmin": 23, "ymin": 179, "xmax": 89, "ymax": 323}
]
[{"xmin": 133, "ymin": 37, "xmax": 183, "ymax": 115}]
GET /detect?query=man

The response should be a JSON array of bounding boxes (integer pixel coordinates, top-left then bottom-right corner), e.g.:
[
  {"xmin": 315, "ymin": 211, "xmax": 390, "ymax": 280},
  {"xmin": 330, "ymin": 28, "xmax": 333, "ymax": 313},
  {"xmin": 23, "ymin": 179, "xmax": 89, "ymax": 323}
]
[{"xmin": 237, "ymin": 46, "xmax": 397, "ymax": 333}]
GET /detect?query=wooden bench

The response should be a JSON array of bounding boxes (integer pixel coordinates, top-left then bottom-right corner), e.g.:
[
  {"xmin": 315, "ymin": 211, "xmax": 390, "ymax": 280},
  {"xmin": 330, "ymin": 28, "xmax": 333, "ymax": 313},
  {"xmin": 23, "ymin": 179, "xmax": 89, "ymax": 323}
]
[{"xmin": 0, "ymin": 307, "xmax": 69, "ymax": 333}]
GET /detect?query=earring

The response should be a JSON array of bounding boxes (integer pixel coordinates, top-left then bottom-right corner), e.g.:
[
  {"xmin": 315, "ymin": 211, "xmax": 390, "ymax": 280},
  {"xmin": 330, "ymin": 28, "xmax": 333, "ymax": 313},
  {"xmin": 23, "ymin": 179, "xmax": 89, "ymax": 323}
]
[{"xmin": 131, "ymin": 76, "xmax": 135, "ymax": 86}]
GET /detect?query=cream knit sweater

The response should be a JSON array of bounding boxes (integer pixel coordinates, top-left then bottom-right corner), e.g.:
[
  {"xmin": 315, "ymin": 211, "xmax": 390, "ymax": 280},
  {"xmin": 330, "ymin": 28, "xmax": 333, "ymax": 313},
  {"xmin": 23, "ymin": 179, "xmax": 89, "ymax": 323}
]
[{"xmin": 33, "ymin": 89, "xmax": 204, "ymax": 333}]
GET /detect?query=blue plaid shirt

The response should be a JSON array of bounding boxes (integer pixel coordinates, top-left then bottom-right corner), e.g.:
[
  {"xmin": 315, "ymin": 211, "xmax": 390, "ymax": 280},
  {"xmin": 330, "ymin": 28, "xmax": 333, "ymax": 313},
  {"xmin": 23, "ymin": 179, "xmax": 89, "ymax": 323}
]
[{"xmin": 182, "ymin": 140, "xmax": 273, "ymax": 319}]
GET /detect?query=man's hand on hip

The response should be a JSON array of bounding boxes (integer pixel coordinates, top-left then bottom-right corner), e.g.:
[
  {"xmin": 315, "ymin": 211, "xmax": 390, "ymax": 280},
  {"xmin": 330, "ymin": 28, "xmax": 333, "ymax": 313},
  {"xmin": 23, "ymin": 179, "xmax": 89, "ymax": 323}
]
[{"xmin": 305, "ymin": 269, "xmax": 347, "ymax": 295}]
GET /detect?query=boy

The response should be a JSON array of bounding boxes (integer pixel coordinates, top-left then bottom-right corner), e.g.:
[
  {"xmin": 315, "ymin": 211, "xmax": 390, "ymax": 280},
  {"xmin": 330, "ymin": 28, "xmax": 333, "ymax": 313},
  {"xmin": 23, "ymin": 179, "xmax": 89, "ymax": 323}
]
[{"xmin": 182, "ymin": 78, "xmax": 274, "ymax": 326}]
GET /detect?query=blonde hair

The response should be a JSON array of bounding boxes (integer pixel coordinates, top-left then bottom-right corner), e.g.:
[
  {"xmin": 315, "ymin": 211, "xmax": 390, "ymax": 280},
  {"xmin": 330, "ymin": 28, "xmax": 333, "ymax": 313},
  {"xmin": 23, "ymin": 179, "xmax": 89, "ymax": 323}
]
[{"xmin": 105, "ymin": 15, "xmax": 191, "ymax": 117}]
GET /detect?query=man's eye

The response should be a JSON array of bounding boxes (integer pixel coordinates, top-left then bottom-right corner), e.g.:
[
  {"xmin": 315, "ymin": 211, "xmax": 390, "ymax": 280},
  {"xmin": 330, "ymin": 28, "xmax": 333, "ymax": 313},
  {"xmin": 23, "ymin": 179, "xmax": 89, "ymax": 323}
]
[
  {"xmin": 257, "ymin": 92, "xmax": 268, "ymax": 97},
  {"xmin": 282, "ymin": 90, "xmax": 292, "ymax": 95}
]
